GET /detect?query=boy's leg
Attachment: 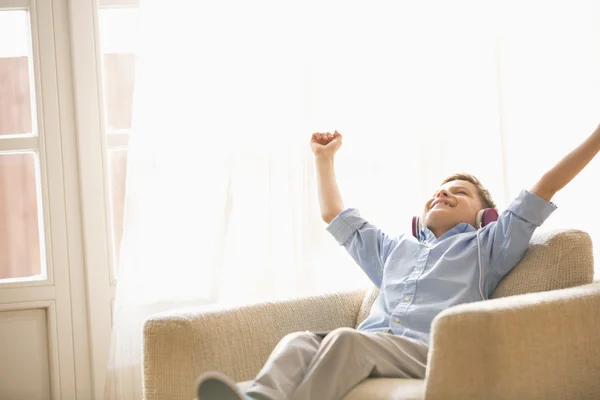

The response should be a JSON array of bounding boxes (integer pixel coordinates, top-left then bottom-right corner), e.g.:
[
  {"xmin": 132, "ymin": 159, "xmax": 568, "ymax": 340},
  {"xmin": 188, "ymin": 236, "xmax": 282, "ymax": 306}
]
[
  {"xmin": 290, "ymin": 327, "xmax": 429, "ymax": 400},
  {"xmin": 245, "ymin": 331, "xmax": 325, "ymax": 400}
]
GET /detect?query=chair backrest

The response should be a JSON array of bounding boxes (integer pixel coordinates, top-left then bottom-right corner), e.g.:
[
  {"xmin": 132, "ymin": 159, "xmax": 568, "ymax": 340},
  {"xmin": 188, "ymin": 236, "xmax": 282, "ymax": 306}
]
[
  {"xmin": 491, "ymin": 228, "xmax": 593, "ymax": 298},
  {"xmin": 356, "ymin": 229, "xmax": 594, "ymax": 327}
]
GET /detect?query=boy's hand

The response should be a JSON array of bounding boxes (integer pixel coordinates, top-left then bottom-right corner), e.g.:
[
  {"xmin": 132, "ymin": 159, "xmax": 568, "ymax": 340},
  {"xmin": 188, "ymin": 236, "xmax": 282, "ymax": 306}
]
[{"xmin": 311, "ymin": 131, "xmax": 343, "ymax": 157}]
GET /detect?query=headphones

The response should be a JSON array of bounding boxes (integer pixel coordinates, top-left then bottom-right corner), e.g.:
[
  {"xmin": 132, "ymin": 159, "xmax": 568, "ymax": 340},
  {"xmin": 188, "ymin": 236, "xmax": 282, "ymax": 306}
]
[
  {"xmin": 411, "ymin": 208, "xmax": 499, "ymax": 239},
  {"xmin": 412, "ymin": 207, "xmax": 499, "ymax": 301}
]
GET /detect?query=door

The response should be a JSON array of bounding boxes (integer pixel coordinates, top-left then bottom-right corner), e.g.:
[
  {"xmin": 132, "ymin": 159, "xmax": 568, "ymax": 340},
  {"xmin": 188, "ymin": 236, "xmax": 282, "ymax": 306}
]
[{"xmin": 0, "ymin": 0, "xmax": 93, "ymax": 398}]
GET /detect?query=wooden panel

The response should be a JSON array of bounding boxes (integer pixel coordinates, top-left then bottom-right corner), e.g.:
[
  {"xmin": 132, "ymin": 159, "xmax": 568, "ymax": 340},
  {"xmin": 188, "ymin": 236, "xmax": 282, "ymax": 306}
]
[
  {"xmin": 0, "ymin": 57, "xmax": 33, "ymax": 135},
  {"xmin": 0, "ymin": 153, "xmax": 41, "ymax": 279},
  {"xmin": 0, "ymin": 309, "xmax": 51, "ymax": 400}
]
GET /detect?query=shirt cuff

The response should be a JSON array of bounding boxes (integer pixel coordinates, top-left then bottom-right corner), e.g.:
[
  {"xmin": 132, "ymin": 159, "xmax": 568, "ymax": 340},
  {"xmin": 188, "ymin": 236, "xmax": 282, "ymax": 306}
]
[
  {"xmin": 326, "ymin": 208, "xmax": 366, "ymax": 245},
  {"xmin": 506, "ymin": 189, "xmax": 558, "ymax": 226}
]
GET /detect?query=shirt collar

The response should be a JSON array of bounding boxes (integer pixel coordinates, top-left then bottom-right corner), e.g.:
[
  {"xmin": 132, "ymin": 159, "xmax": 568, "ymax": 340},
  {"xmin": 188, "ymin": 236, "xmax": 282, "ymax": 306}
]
[{"xmin": 420, "ymin": 223, "xmax": 475, "ymax": 243}]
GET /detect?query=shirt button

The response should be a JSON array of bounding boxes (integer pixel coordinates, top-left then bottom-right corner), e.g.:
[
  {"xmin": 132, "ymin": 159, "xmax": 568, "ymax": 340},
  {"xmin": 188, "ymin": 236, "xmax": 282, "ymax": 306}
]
[
  {"xmin": 404, "ymin": 296, "xmax": 411, "ymax": 302},
  {"xmin": 393, "ymin": 317, "xmax": 400, "ymax": 323}
]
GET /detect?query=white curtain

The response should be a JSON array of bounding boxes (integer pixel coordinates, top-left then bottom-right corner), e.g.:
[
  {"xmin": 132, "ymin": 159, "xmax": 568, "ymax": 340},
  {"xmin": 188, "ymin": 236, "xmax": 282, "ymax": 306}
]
[{"xmin": 105, "ymin": 1, "xmax": 600, "ymax": 398}]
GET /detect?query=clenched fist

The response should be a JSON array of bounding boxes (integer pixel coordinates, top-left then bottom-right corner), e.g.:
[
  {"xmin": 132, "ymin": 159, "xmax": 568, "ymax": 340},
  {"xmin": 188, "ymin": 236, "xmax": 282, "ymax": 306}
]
[{"xmin": 311, "ymin": 130, "xmax": 343, "ymax": 157}]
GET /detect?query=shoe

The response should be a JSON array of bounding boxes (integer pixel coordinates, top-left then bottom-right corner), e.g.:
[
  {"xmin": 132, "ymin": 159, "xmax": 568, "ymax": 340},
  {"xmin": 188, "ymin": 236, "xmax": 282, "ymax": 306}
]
[{"xmin": 196, "ymin": 370, "xmax": 246, "ymax": 400}]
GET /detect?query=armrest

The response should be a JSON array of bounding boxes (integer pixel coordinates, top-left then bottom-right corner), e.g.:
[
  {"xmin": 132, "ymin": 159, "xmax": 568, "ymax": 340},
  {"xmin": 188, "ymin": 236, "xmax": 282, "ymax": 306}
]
[
  {"xmin": 143, "ymin": 289, "xmax": 365, "ymax": 400},
  {"xmin": 425, "ymin": 282, "xmax": 600, "ymax": 400}
]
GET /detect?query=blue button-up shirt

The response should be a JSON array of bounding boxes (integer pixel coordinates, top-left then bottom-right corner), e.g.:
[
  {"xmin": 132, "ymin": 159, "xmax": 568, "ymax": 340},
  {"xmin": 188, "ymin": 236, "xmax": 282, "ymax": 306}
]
[{"xmin": 326, "ymin": 189, "xmax": 557, "ymax": 345}]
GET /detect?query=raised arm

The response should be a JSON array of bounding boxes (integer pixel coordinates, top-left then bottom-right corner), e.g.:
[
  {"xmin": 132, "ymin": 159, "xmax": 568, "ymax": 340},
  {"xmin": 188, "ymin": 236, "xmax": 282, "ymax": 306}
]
[
  {"xmin": 311, "ymin": 131, "xmax": 399, "ymax": 288},
  {"xmin": 531, "ymin": 124, "xmax": 600, "ymax": 201},
  {"xmin": 481, "ymin": 123, "xmax": 600, "ymax": 283},
  {"xmin": 311, "ymin": 131, "xmax": 344, "ymax": 223}
]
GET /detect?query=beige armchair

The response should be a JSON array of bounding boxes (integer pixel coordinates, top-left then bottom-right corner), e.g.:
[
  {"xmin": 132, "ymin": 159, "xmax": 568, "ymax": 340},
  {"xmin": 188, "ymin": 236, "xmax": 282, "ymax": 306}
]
[{"xmin": 143, "ymin": 229, "xmax": 600, "ymax": 400}]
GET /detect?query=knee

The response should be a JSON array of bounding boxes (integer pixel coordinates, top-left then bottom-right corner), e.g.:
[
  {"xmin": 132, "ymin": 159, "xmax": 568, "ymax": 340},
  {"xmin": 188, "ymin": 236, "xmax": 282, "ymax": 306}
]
[
  {"xmin": 323, "ymin": 327, "xmax": 359, "ymax": 346},
  {"xmin": 278, "ymin": 331, "xmax": 317, "ymax": 346}
]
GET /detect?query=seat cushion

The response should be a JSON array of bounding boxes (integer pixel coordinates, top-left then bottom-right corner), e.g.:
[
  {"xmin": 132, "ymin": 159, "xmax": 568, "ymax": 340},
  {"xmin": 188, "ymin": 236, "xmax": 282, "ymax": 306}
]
[
  {"xmin": 237, "ymin": 378, "xmax": 425, "ymax": 400},
  {"xmin": 344, "ymin": 378, "xmax": 425, "ymax": 400}
]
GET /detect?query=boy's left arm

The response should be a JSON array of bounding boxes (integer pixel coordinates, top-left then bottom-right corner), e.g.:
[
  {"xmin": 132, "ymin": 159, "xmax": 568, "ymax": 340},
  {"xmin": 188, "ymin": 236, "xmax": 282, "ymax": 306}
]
[{"xmin": 482, "ymin": 123, "xmax": 600, "ymax": 281}]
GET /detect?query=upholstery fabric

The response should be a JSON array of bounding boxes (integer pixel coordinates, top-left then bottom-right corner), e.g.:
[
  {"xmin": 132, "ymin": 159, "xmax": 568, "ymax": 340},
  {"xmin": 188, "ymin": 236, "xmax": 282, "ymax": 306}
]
[{"xmin": 143, "ymin": 229, "xmax": 597, "ymax": 400}]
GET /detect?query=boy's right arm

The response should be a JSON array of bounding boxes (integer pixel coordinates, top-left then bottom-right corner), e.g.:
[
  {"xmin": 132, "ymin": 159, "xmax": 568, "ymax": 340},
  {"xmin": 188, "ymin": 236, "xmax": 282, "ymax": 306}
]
[
  {"xmin": 311, "ymin": 131, "xmax": 398, "ymax": 288},
  {"xmin": 311, "ymin": 131, "xmax": 345, "ymax": 223}
]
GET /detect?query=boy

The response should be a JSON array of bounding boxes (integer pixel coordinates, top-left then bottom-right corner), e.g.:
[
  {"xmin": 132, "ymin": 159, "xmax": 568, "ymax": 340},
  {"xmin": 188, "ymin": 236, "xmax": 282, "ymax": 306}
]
[{"xmin": 197, "ymin": 125, "xmax": 600, "ymax": 400}]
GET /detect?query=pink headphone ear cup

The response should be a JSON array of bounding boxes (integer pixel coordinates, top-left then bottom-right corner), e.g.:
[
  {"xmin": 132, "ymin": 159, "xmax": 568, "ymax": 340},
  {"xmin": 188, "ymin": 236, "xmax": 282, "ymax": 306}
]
[
  {"xmin": 478, "ymin": 208, "xmax": 499, "ymax": 229},
  {"xmin": 476, "ymin": 209, "xmax": 485, "ymax": 229},
  {"xmin": 412, "ymin": 216, "xmax": 420, "ymax": 239}
]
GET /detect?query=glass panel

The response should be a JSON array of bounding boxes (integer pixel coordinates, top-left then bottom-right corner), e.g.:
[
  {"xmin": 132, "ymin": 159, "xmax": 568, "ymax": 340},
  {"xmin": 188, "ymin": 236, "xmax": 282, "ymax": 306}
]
[
  {"xmin": 0, "ymin": 153, "xmax": 43, "ymax": 281},
  {"xmin": 99, "ymin": 7, "xmax": 139, "ymax": 131},
  {"xmin": 103, "ymin": 53, "xmax": 136, "ymax": 131},
  {"xmin": 109, "ymin": 149, "xmax": 128, "ymax": 267},
  {"xmin": 0, "ymin": 10, "xmax": 35, "ymax": 136}
]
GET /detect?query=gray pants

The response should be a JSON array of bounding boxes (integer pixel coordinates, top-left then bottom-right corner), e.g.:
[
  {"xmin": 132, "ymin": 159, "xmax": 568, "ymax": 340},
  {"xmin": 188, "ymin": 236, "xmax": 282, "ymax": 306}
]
[{"xmin": 246, "ymin": 327, "xmax": 429, "ymax": 400}]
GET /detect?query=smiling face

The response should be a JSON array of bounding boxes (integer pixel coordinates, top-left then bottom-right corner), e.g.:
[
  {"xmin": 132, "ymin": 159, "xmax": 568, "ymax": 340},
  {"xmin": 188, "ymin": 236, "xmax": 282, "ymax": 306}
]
[{"xmin": 422, "ymin": 179, "xmax": 485, "ymax": 238}]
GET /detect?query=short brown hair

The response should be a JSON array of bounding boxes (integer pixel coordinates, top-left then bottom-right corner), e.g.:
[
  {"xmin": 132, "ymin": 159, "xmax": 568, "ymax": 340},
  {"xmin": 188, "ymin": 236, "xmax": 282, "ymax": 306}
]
[{"xmin": 441, "ymin": 173, "xmax": 496, "ymax": 209}]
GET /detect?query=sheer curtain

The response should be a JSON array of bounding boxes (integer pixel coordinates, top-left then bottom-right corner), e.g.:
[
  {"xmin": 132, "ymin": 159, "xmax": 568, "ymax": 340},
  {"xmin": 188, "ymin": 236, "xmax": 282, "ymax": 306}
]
[{"xmin": 105, "ymin": 1, "xmax": 600, "ymax": 398}]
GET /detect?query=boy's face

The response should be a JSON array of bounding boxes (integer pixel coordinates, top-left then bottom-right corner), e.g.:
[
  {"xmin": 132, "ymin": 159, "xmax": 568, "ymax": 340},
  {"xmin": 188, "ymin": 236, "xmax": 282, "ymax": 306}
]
[{"xmin": 422, "ymin": 179, "xmax": 484, "ymax": 237}]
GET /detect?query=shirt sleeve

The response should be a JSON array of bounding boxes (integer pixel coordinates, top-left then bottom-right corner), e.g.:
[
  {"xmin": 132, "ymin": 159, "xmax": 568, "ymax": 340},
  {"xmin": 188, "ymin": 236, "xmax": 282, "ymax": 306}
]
[
  {"xmin": 326, "ymin": 208, "xmax": 399, "ymax": 288},
  {"xmin": 480, "ymin": 189, "xmax": 557, "ymax": 280}
]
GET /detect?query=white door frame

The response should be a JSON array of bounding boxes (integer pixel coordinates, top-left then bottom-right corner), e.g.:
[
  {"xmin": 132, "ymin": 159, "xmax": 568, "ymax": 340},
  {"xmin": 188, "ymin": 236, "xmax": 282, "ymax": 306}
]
[
  {"xmin": 66, "ymin": 0, "xmax": 114, "ymax": 398},
  {"xmin": 0, "ymin": 0, "xmax": 95, "ymax": 397}
]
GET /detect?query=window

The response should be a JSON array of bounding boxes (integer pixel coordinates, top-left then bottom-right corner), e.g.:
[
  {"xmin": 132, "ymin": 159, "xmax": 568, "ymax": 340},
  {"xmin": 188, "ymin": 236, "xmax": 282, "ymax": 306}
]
[
  {"xmin": 0, "ymin": 10, "xmax": 45, "ymax": 281},
  {"xmin": 98, "ymin": 4, "xmax": 139, "ymax": 273}
]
